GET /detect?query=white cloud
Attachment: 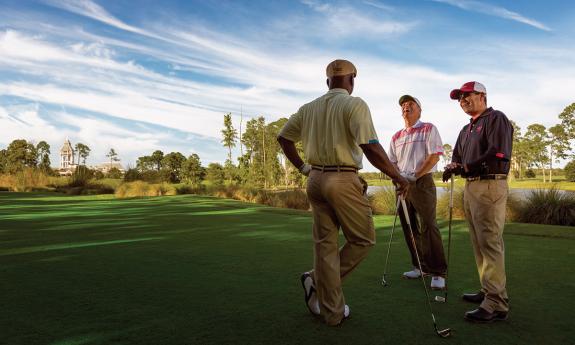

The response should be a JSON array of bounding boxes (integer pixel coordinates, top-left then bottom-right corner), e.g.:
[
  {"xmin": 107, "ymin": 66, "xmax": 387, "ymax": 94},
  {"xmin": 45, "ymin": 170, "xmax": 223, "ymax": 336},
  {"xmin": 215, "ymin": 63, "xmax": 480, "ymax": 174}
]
[{"xmin": 431, "ymin": 0, "xmax": 551, "ymax": 31}]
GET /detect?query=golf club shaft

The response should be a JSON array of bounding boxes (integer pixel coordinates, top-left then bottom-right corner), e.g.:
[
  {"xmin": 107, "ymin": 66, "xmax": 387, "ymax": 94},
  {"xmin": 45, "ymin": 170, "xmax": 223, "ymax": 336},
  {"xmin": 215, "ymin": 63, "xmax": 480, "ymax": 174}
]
[
  {"xmin": 400, "ymin": 197, "xmax": 446, "ymax": 335},
  {"xmin": 444, "ymin": 177, "xmax": 454, "ymax": 301},
  {"xmin": 382, "ymin": 197, "xmax": 401, "ymax": 285}
]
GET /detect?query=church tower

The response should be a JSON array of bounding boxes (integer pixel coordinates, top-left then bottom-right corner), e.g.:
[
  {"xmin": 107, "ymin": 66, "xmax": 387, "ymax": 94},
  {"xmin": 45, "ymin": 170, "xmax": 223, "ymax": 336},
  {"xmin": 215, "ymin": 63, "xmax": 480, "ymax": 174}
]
[{"xmin": 60, "ymin": 139, "xmax": 75, "ymax": 169}]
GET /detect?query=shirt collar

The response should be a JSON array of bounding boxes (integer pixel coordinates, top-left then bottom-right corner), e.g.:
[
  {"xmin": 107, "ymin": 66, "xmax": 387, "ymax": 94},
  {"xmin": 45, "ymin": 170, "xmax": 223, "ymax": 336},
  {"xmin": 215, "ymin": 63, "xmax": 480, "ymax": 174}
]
[
  {"xmin": 327, "ymin": 88, "xmax": 350, "ymax": 95},
  {"xmin": 404, "ymin": 120, "xmax": 423, "ymax": 130},
  {"xmin": 469, "ymin": 107, "xmax": 493, "ymax": 124}
]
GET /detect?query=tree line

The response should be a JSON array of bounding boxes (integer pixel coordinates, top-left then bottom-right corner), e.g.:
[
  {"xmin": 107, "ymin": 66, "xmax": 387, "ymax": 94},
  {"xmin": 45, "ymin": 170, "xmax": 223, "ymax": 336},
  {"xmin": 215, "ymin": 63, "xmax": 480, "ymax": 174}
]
[{"xmin": 2, "ymin": 103, "xmax": 574, "ymax": 185}]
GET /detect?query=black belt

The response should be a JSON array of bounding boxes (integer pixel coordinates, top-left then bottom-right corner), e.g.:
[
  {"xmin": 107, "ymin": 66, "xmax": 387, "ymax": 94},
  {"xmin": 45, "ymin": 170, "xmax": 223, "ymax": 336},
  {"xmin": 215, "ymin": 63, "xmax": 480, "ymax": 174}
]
[
  {"xmin": 466, "ymin": 174, "xmax": 507, "ymax": 182},
  {"xmin": 312, "ymin": 165, "xmax": 358, "ymax": 173}
]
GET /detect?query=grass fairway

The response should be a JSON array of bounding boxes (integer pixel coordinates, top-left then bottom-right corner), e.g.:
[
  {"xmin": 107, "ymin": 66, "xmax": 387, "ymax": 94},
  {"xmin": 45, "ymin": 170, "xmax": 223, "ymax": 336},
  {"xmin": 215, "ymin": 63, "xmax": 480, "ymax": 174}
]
[{"xmin": 1, "ymin": 193, "xmax": 573, "ymax": 345}]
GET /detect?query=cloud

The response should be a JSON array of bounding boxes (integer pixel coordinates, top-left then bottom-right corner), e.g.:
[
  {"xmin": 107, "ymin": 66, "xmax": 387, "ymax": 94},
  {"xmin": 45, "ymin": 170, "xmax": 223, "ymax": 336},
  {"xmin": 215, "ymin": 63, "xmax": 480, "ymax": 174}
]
[
  {"xmin": 431, "ymin": 0, "xmax": 551, "ymax": 31},
  {"xmin": 301, "ymin": 0, "xmax": 416, "ymax": 36}
]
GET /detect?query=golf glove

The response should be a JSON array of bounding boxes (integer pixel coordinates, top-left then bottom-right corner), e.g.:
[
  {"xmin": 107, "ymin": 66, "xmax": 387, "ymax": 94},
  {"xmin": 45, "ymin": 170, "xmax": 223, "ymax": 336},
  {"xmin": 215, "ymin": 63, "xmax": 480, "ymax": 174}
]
[
  {"xmin": 442, "ymin": 165, "xmax": 463, "ymax": 182},
  {"xmin": 299, "ymin": 163, "xmax": 312, "ymax": 176}
]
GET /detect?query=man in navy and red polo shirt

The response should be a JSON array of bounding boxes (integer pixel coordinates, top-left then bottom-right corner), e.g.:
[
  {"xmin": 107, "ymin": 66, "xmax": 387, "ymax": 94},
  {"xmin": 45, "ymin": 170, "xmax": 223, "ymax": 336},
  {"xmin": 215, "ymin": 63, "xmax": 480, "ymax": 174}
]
[
  {"xmin": 443, "ymin": 81, "xmax": 513, "ymax": 323},
  {"xmin": 389, "ymin": 95, "xmax": 447, "ymax": 290}
]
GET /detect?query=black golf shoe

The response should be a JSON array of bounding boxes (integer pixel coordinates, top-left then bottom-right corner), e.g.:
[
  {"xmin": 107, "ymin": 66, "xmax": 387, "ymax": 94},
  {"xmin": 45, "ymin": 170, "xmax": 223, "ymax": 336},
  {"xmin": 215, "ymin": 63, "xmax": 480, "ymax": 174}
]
[
  {"xmin": 462, "ymin": 291, "xmax": 485, "ymax": 303},
  {"xmin": 464, "ymin": 307, "xmax": 508, "ymax": 323}
]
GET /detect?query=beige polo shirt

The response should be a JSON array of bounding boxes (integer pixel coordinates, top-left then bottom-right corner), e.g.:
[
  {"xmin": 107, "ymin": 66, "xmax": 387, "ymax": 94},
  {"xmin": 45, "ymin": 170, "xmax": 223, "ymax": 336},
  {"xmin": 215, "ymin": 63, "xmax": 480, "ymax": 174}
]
[{"xmin": 279, "ymin": 88, "xmax": 378, "ymax": 169}]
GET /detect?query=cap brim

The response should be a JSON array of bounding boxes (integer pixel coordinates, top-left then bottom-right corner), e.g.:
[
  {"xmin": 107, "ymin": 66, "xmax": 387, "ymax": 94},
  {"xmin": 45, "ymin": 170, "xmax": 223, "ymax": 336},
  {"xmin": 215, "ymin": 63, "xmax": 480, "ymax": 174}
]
[{"xmin": 450, "ymin": 89, "xmax": 461, "ymax": 100}]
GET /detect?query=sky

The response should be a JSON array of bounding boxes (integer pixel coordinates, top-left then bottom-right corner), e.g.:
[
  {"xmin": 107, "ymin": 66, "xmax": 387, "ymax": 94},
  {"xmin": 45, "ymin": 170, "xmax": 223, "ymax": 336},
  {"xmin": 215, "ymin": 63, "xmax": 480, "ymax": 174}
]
[{"xmin": 1, "ymin": 0, "xmax": 574, "ymax": 170}]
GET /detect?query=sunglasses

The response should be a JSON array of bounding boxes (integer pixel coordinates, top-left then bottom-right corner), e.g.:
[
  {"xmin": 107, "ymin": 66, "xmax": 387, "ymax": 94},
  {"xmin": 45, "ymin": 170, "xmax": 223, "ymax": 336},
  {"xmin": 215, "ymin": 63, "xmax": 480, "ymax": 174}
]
[{"xmin": 459, "ymin": 92, "xmax": 481, "ymax": 101}]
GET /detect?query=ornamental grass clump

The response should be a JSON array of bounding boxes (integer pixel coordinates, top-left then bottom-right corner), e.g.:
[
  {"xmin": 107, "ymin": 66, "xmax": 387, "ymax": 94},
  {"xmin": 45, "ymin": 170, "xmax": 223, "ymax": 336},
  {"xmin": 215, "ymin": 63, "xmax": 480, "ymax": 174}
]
[{"xmin": 514, "ymin": 188, "xmax": 575, "ymax": 226}]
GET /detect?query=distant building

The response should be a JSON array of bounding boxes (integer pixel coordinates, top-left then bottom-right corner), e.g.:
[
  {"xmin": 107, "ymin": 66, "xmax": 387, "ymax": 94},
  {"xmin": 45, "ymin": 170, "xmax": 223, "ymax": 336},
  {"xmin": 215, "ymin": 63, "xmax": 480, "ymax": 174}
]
[
  {"xmin": 57, "ymin": 139, "xmax": 124, "ymax": 176},
  {"xmin": 58, "ymin": 139, "xmax": 78, "ymax": 175}
]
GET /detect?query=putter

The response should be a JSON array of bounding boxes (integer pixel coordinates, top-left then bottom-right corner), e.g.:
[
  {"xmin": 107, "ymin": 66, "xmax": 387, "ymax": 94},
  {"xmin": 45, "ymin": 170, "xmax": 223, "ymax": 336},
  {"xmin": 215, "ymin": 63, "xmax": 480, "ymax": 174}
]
[
  {"xmin": 381, "ymin": 197, "xmax": 401, "ymax": 286},
  {"xmin": 434, "ymin": 176, "xmax": 454, "ymax": 304},
  {"xmin": 401, "ymin": 197, "xmax": 452, "ymax": 338}
]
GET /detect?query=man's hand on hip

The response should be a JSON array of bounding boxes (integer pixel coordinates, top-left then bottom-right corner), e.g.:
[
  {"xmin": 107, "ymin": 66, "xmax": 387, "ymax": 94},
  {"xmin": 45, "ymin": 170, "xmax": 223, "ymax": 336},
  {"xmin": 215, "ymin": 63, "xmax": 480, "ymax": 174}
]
[{"xmin": 299, "ymin": 163, "xmax": 312, "ymax": 176}]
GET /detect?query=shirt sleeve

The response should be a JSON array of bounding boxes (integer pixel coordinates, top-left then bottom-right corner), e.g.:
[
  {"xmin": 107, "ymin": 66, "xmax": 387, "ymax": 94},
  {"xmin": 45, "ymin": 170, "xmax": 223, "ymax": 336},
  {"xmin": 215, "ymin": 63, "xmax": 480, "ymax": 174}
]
[
  {"xmin": 348, "ymin": 98, "xmax": 379, "ymax": 145},
  {"xmin": 388, "ymin": 138, "xmax": 397, "ymax": 164},
  {"xmin": 278, "ymin": 110, "xmax": 303, "ymax": 142},
  {"xmin": 427, "ymin": 124, "xmax": 444, "ymax": 156}
]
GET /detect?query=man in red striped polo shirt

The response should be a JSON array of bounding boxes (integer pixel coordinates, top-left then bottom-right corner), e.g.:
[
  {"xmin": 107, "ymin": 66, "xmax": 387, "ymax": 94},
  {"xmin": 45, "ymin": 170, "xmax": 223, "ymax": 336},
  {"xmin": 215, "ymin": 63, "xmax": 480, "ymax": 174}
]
[{"xmin": 389, "ymin": 95, "xmax": 447, "ymax": 290}]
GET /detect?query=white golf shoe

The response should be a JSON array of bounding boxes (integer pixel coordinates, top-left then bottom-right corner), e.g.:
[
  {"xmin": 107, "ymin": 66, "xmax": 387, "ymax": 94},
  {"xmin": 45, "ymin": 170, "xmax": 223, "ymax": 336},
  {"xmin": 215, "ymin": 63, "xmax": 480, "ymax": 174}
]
[
  {"xmin": 300, "ymin": 272, "xmax": 320, "ymax": 315},
  {"xmin": 431, "ymin": 276, "xmax": 446, "ymax": 290},
  {"xmin": 402, "ymin": 268, "xmax": 424, "ymax": 279}
]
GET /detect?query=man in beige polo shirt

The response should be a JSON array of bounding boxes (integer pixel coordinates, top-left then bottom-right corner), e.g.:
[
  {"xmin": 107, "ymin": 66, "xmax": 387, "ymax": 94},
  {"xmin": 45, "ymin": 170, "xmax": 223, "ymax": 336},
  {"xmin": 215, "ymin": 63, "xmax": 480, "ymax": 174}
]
[{"xmin": 278, "ymin": 59, "xmax": 409, "ymax": 326}]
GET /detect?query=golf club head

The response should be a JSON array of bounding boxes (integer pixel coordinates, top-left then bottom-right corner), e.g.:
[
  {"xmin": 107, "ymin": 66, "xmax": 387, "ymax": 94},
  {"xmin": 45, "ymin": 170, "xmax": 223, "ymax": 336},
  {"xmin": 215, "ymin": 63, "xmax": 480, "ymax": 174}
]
[
  {"xmin": 434, "ymin": 295, "xmax": 446, "ymax": 303},
  {"xmin": 381, "ymin": 275, "xmax": 388, "ymax": 286},
  {"xmin": 437, "ymin": 328, "xmax": 451, "ymax": 338}
]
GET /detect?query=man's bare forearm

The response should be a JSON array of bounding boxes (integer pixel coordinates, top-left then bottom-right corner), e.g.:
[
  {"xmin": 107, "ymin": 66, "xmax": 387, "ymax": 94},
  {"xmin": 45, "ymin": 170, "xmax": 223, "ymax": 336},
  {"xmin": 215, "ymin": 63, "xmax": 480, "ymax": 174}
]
[
  {"xmin": 415, "ymin": 154, "xmax": 440, "ymax": 178},
  {"xmin": 360, "ymin": 143, "xmax": 402, "ymax": 180},
  {"xmin": 277, "ymin": 136, "xmax": 304, "ymax": 169}
]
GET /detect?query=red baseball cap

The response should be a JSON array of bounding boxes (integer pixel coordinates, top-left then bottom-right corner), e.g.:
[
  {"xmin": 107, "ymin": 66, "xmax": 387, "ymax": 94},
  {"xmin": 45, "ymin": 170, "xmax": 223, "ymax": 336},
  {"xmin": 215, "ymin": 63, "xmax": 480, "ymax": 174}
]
[{"xmin": 450, "ymin": 81, "xmax": 486, "ymax": 100}]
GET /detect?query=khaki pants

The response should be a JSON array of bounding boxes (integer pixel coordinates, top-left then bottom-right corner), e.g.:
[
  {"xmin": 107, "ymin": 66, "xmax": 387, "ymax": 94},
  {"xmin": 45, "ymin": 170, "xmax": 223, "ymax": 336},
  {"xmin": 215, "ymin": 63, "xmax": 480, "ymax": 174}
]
[
  {"xmin": 398, "ymin": 173, "xmax": 447, "ymax": 276},
  {"xmin": 464, "ymin": 179, "xmax": 509, "ymax": 313},
  {"xmin": 306, "ymin": 170, "xmax": 375, "ymax": 325}
]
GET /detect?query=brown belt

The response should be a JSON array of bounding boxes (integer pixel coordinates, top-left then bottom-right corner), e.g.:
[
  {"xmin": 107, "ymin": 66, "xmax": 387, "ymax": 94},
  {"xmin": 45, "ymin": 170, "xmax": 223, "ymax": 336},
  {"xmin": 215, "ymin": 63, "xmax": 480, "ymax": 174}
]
[
  {"xmin": 466, "ymin": 174, "xmax": 507, "ymax": 182},
  {"xmin": 311, "ymin": 165, "xmax": 358, "ymax": 173}
]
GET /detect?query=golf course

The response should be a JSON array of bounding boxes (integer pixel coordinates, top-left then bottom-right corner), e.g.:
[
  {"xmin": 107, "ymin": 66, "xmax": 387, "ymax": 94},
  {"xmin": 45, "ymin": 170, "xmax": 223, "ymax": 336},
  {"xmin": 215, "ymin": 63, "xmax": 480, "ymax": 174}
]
[{"xmin": 1, "ymin": 192, "xmax": 573, "ymax": 345}]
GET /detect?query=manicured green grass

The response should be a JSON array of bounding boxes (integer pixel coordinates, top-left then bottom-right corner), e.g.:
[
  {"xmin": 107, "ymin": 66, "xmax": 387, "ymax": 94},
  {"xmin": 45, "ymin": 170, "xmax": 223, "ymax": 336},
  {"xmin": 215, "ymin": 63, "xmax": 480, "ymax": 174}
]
[
  {"xmin": 1, "ymin": 192, "xmax": 573, "ymax": 344},
  {"xmin": 366, "ymin": 177, "xmax": 575, "ymax": 191}
]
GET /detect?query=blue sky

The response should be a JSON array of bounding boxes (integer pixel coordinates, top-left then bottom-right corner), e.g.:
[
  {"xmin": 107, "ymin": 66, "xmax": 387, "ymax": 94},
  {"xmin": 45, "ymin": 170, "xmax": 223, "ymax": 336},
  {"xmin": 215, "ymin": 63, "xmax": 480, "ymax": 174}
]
[{"xmin": 1, "ymin": 0, "xmax": 574, "ymax": 170}]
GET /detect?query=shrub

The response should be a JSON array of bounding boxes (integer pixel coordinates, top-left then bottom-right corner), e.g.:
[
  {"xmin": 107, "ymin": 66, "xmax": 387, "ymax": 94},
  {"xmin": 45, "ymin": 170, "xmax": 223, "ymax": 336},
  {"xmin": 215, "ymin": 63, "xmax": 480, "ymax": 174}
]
[
  {"xmin": 513, "ymin": 188, "xmax": 575, "ymax": 226},
  {"xmin": 525, "ymin": 169, "xmax": 536, "ymax": 178},
  {"xmin": 565, "ymin": 161, "xmax": 575, "ymax": 182},
  {"xmin": 436, "ymin": 186, "xmax": 466, "ymax": 219},
  {"xmin": 69, "ymin": 166, "xmax": 93, "ymax": 187},
  {"xmin": 368, "ymin": 187, "xmax": 397, "ymax": 215},
  {"xmin": 115, "ymin": 181, "xmax": 176, "ymax": 198},
  {"xmin": 0, "ymin": 168, "xmax": 51, "ymax": 192}
]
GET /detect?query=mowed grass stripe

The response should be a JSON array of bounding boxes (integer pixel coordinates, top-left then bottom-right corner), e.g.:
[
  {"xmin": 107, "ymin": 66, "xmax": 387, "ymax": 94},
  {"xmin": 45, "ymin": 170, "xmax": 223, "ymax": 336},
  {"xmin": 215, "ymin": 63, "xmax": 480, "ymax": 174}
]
[{"xmin": 0, "ymin": 192, "xmax": 573, "ymax": 345}]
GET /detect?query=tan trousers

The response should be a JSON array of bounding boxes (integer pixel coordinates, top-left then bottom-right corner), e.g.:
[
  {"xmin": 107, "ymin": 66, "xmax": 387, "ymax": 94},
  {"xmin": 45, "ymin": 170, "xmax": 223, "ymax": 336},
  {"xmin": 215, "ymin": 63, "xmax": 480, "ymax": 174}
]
[
  {"xmin": 306, "ymin": 170, "xmax": 375, "ymax": 325},
  {"xmin": 464, "ymin": 179, "xmax": 509, "ymax": 313}
]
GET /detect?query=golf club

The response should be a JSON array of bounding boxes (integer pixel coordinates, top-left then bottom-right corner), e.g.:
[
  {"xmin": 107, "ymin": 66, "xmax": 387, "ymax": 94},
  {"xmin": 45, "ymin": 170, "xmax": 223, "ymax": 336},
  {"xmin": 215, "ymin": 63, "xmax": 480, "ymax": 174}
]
[
  {"xmin": 435, "ymin": 176, "xmax": 454, "ymax": 304},
  {"xmin": 381, "ymin": 196, "xmax": 401, "ymax": 287},
  {"xmin": 400, "ymin": 197, "xmax": 452, "ymax": 338}
]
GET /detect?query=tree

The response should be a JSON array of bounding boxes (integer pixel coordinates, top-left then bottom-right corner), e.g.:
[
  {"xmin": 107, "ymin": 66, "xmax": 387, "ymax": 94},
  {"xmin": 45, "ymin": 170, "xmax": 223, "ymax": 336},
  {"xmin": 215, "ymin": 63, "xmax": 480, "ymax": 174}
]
[
  {"xmin": 5, "ymin": 139, "xmax": 37, "ymax": 174},
  {"xmin": 221, "ymin": 112, "xmax": 238, "ymax": 163},
  {"xmin": 524, "ymin": 124, "xmax": 549, "ymax": 182},
  {"xmin": 136, "ymin": 155, "xmax": 155, "ymax": 171},
  {"xmin": 558, "ymin": 102, "xmax": 575, "ymax": 157},
  {"xmin": 509, "ymin": 120, "xmax": 528, "ymax": 178},
  {"xmin": 36, "ymin": 141, "xmax": 51, "ymax": 173},
  {"xmin": 548, "ymin": 124, "xmax": 570, "ymax": 182},
  {"xmin": 151, "ymin": 150, "xmax": 164, "ymax": 171},
  {"xmin": 161, "ymin": 152, "xmax": 186, "ymax": 183},
  {"xmin": 0, "ymin": 149, "xmax": 7, "ymax": 174},
  {"xmin": 74, "ymin": 143, "xmax": 91, "ymax": 165},
  {"xmin": 442, "ymin": 144, "xmax": 452, "ymax": 169},
  {"xmin": 106, "ymin": 148, "xmax": 120, "ymax": 169},
  {"xmin": 205, "ymin": 162, "xmax": 225, "ymax": 186},
  {"xmin": 182, "ymin": 154, "xmax": 203, "ymax": 185}
]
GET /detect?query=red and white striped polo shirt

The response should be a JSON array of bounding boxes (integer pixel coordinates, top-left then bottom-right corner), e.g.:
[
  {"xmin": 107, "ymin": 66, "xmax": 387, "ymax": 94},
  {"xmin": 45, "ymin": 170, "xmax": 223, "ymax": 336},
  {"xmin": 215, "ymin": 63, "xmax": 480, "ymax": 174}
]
[{"xmin": 389, "ymin": 120, "xmax": 444, "ymax": 174}]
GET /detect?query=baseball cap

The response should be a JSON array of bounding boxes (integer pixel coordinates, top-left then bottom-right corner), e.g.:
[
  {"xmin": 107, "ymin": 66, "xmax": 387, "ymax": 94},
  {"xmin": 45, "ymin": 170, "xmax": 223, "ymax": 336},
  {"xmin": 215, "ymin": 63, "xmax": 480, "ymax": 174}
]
[
  {"xmin": 326, "ymin": 59, "xmax": 357, "ymax": 78},
  {"xmin": 450, "ymin": 81, "xmax": 486, "ymax": 100},
  {"xmin": 399, "ymin": 95, "xmax": 421, "ymax": 108}
]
